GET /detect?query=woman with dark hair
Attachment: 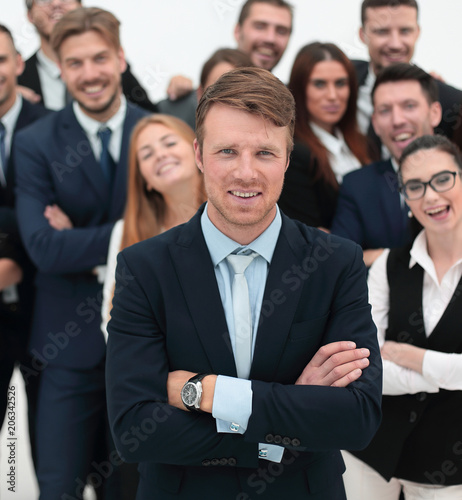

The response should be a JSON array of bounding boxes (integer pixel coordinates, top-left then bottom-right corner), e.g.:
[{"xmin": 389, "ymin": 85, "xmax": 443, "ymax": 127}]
[
  {"xmin": 279, "ymin": 42, "xmax": 369, "ymax": 229},
  {"xmin": 101, "ymin": 114, "xmax": 205, "ymax": 334},
  {"xmin": 343, "ymin": 135, "xmax": 462, "ymax": 498}
]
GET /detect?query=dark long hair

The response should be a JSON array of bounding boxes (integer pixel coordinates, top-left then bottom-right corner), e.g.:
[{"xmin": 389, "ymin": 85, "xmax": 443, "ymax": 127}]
[{"xmin": 288, "ymin": 42, "xmax": 369, "ymax": 188}]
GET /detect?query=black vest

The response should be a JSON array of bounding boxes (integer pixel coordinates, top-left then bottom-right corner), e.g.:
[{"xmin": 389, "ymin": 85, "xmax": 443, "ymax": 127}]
[{"xmin": 353, "ymin": 245, "xmax": 462, "ymax": 485}]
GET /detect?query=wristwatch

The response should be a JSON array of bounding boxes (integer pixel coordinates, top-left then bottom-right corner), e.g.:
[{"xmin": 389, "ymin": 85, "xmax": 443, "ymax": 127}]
[{"xmin": 181, "ymin": 373, "xmax": 210, "ymax": 412}]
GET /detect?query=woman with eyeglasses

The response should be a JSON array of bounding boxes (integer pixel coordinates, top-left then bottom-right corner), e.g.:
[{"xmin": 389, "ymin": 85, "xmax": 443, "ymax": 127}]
[{"xmin": 342, "ymin": 135, "xmax": 462, "ymax": 499}]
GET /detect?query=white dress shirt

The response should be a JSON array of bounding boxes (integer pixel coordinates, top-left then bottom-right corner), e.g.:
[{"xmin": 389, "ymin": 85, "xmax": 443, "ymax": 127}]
[
  {"xmin": 0, "ymin": 94, "xmax": 22, "ymax": 186},
  {"xmin": 368, "ymin": 230, "xmax": 462, "ymax": 395},
  {"xmin": 310, "ymin": 122, "xmax": 362, "ymax": 184},
  {"xmin": 36, "ymin": 49, "xmax": 67, "ymax": 111},
  {"xmin": 73, "ymin": 96, "xmax": 127, "ymax": 163},
  {"xmin": 356, "ymin": 64, "xmax": 376, "ymax": 135}
]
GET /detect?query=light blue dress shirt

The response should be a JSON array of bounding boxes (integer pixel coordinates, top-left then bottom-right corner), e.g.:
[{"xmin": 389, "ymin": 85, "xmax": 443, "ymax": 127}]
[{"xmin": 201, "ymin": 203, "xmax": 284, "ymax": 462}]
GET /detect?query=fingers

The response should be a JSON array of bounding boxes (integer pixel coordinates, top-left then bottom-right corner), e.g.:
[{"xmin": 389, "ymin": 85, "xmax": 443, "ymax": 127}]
[
  {"xmin": 309, "ymin": 341, "xmax": 358, "ymax": 368},
  {"xmin": 323, "ymin": 356, "xmax": 370, "ymax": 387},
  {"xmin": 167, "ymin": 75, "xmax": 194, "ymax": 100}
]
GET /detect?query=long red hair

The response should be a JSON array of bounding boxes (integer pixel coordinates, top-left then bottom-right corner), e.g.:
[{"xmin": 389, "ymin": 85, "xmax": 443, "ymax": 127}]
[{"xmin": 288, "ymin": 42, "xmax": 369, "ymax": 188}]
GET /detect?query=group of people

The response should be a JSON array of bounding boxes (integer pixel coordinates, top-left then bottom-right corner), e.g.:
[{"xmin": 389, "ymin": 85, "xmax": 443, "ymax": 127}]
[{"xmin": 1, "ymin": 0, "xmax": 462, "ymax": 499}]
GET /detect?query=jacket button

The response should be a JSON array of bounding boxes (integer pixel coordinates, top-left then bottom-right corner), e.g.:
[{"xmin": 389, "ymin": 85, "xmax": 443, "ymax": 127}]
[
  {"xmin": 274, "ymin": 435, "xmax": 282, "ymax": 444},
  {"xmin": 211, "ymin": 458, "xmax": 220, "ymax": 466},
  {"xmin": 416, "ymin": 392, "xmax": 427, "ymax": 402},
  {"xmin": 265, "ymin": 433, "xmax": 274, "ymax": 443},
  {"xmin": 409, "ymin": 411, "xmax": 418, "ymax": 423},
  {"xmin": 228, "ymin": 457, "xmax": 237, "ymax": 466},
  {"xmin": 202, "ymin": 460, "xmax": 211, "ymax": 467},
  {"xmin": 291, "ymin": 438, "xmax": 301, "ymax": 447},
  {"xmin": 219, "ymin": 458, "xmax": 228, "ymax": 466},
  {"xmin": 282, "ymin": 437, "xmax": 291, "ymax": 446}
]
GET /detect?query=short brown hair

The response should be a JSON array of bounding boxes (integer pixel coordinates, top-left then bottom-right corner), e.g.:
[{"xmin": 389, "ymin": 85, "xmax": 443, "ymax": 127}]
[
  {"xmin": 0, "ymin": 24, "xmax": 16, "ymax": 51},
  {"xmin": 238, "ymin": 0, "xmax": 293, "ymax": 26},
  {"xmin": 361, "ymin": 0, "xmax": 418, "ymax": 25},
  {"xmin": 200, "ymin": 48, "xmax": 253, "ymax": 89},
  {"xmin": 51, "ymin": 7, "xmax": 120, "ymax": 57},
  {"xmin": 195, "ymin": 67, "xmax": 295, "ymax": 154}
]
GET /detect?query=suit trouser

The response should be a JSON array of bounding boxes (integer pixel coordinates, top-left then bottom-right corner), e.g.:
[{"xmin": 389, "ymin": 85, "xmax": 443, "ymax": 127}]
[
  {"xmin": 342, "ymin": 451, "xmax": 462, "ymax": 500},
  {"xmin": 34, "ymin": 362, "xmax": 130, "ymax": 500}
]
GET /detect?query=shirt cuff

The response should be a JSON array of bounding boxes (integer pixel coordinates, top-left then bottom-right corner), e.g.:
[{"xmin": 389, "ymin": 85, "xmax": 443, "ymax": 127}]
[
  {"xmin": 258, "ymin": 443, "xmax": 284, "ymax": 463},
  {"xmin": 423, "ymin": 350, "xmax": 462, "ymax": 391},
  {"xmin": 212, "ymin": 375, "xmax": 252, "ymax": 434}
]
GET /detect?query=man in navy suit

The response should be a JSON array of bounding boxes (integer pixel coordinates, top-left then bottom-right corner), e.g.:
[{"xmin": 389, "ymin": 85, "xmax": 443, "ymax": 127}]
[
  {"xmin": 106, "ymin": 67, "xmax": 382, "ymax": 499},
  {"xmin": 0, "ymin": 23, "xmax": 49, "ymax": 468},
  {"xmin": 353, "ymin": 0, "xmax": 461, "ymax": 160},
  {"xmin": 15, "ymin": 8, "xmax": 147, "ymax": 499},
  {"xmin": 19, "ymin": 0, "xmax": 157, "ymax": 112},
  {"xmin": 331, "ymin": 64, "xmax": 442, "ymax": 267}
]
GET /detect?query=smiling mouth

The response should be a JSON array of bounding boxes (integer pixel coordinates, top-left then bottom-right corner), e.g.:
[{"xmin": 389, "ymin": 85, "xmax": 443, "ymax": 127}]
[
  {"xmin": 230, "ymin": 190, "xmax": 260, "ymax": 198},
  {"xmin": 393, "ymin": 132, "xmax": 413, "ymax": 142},
  {"xmin": 256, "ymin": 47, "xmax": 275, "ymax": 58},
  {"xmin": 83, "ymin": 85, "xmax": 105, "ymax": 95},
  {"xmin": 426, "ymin": 206, "xmax": 449, "ymax": 217},
  {"xmin": 157, "ymin": 162, "xmax": 178, "ymax": 175}
]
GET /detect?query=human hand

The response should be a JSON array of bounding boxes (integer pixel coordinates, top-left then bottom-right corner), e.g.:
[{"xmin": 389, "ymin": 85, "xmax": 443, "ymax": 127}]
[
  {"xmin": 295, "ymin": 341, "xmax": 370, "ymax": 387},
  {"xmin": 166, "ymin": 75, "xmax": 194, "ymax": 100},
  {"xmin": 17, "ymin": 85, "xmax": 42, "ymax": 104},
  {"xmin": 381, "ymin": 341, "xmax": 425, "ymax": 374},
  {"xmin": 44, "ymin": 204, "xmax": 73, "ymax": 230},
  {"xmin": 363, "ymin": 248, "xmax": 384, "ymax": 268}
]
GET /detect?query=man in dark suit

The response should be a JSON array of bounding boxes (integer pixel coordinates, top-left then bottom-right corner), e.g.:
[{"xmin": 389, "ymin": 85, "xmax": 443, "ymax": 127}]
[
  {"xmin": 15, "ymin": 8, "xmax": 147, "ymax": 498},
  {"xmin": 354, "ymin": 0, "xmax": 461, "ymax": 160},
  {"xmin": 331, "ymin": 64, "xmax": 442, "ymax": 267},
  {"xmin": 0, "ymin": 23, "xmax": 49, "ymax": 469},
  {"xmin": 19, "ymin": 0, "xmax": 157, "ymax": 112},
  {"xmin": 106, "ymin": 67, "xmax": 382, "ymax": 499}
]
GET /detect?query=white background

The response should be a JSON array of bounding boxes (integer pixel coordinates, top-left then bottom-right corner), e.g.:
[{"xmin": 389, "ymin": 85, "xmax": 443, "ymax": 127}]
[{"xmin": 3, "ymin": 0, "xmax": 462, "ymax": 102}]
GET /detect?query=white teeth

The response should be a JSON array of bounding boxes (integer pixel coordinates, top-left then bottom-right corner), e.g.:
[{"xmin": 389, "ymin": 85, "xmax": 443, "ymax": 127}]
[
  {"xmin": 394, "ymin": 133, "xmax": 412, "ymax": 141},
  {"xmin": 85, "ymin": 86, "xmax": 103, "ymax": 94},
  {"xmin": 231, "ymin": 191, "xmax": 258, "ymax": 198},
  {"xmin": 426, "ymin": 207, "xmax": 447, "ymax": 215},
  {"xmin": 158, "ymin": 163, "xmax": 176, "ymax": 175},
  {"xmin": 257, "ymin": 48, "xmax": 274, "ymax": 56}
]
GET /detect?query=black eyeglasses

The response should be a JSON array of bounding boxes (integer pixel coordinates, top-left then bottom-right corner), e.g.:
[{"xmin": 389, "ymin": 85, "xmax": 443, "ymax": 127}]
[{"xmin": 400, "ymin": 170, "xmax": 459, "ymax": 201}]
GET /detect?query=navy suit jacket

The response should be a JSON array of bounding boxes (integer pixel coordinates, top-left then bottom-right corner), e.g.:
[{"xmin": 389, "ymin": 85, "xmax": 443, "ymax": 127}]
[
  {"xmin": 330, "ymin": 160, "xmax": 410, "ymax": 250},
  {"xmin": 15, "ymin": 101, "xmax": 148, "ymax": 369},
  {"xmin": 106, "ymin": 206, "xmax": 382, "ymax": 499},
  {"xmin": 18, "ymin": 51, "xmax": 158, "ymax": 113}
]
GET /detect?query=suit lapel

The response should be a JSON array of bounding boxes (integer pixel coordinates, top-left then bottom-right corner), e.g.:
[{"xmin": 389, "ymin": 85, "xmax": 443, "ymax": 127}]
[
  {"xmin": 250, "ymin": 215, "xmax": 308, "ymax": 381},
  {"xmin": 169, "ymin": 209, "xmax": 238, "ymax": 376}
]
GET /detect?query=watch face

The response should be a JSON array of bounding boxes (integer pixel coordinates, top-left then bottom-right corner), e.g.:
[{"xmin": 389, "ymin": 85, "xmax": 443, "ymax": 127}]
[{"xmin": 181, "ymin": 382, "xmax": 198, "ymax": 406}]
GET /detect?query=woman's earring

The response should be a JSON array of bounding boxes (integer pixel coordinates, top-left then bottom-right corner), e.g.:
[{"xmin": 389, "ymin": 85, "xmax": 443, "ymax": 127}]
[{"xmin": 408, "ymin": 210, "xmax": 413, "ymax": 218}]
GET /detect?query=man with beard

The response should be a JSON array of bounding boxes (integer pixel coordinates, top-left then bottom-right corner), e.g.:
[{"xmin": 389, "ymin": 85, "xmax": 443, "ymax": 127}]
[
  {"xmin": 354, "ymin": 0, "xmax": 461, "ymax": 160},
  {"xmin": 19, "ymin": 0, "xmax": 157, "ymax": 111},
  {"xmin": 164, "ymin": 0, "xmax": 292, "ymax": 101},
  {"xmin": 14, "ymin": 8, "xmax": 147, "ymax": 499},
  {"xmin": 331, "ymin": 64, "xmax": 442, "ymax": 267}
]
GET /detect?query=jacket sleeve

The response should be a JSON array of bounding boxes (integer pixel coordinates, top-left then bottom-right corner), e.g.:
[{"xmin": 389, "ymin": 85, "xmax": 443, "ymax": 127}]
[
  {"xmin": 106, "ymin": 245, "xmax": 382, "ymax": 466},
  {"xmin": 330, "ymin": 174, "xmax": 365, "ymax": 246},
  {"xmin": 14, "ymin": 130, "xmax": 114, "ymax": 274}
]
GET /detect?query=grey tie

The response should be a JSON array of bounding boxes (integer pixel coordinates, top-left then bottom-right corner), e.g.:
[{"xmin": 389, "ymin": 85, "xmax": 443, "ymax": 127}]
[{"xmin": 226, "ymin": 252, "xmax": 258, "ymax": 379}]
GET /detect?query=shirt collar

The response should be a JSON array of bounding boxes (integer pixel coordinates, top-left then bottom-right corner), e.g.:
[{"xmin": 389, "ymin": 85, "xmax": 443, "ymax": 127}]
[
  {"xmin": 201, "ymin": 202, "xmax": 282, "ymax": 266},
  {"xmin": 36, "ymin": 49, "xmax": 61, "ymax": 79},
  {"xmin": 73, "ymin": 94, "xmax": 127, "ymax": 137},
  {"xmin": 1, "ymin": 94, "xmax": 22, "ymax": 134},
  {"xmin": 409, "ymin": 230, "xmax": 462, "ymax": 280},
  {"xmin": 310, "ymin": 122, "xmax": 346, "ymax": 157}
]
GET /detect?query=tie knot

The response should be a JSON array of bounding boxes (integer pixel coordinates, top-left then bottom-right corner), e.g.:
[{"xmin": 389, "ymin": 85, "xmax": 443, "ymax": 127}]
[
  {"xmin": 98, "ymin": 126, "xmax": 112, "ymax": 146},
  {"xmin": 226, "ymin": 252, "xmax": 258, "ymax": 275}
]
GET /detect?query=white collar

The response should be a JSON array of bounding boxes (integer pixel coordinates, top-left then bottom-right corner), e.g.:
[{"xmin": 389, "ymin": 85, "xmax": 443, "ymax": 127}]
[
  {"xmin": 310, "ymin": 122, "xmax": 347, "ymax": 157},
  {"xmin": 1, "ymin": 94, "xmax": 22, "ymax": 134},
  {"xmin": 73, "ymin": 95, "xmax": 127, "ymax": 136},
  {"xmin": 36, "ymin": 49, "xmax": 61, "ymax": 79}
]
